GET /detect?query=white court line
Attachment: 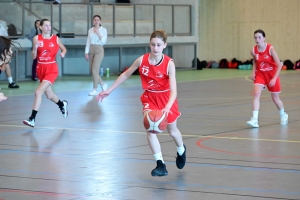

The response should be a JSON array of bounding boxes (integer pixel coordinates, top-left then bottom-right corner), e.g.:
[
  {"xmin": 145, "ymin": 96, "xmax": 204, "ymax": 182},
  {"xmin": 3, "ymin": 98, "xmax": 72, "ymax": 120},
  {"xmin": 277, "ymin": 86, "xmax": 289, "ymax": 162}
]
[{"xmin": 0, "ymin": 124, "xmax": 300, "ymax": 143}]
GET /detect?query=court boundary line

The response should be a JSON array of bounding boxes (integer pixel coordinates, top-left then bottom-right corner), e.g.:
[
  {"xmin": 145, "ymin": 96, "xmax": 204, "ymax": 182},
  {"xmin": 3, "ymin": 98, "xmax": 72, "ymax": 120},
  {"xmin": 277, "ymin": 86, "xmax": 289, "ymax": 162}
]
[{"xmin": 0, "ymin": 124, "xmax": 300, "ymax": 143}]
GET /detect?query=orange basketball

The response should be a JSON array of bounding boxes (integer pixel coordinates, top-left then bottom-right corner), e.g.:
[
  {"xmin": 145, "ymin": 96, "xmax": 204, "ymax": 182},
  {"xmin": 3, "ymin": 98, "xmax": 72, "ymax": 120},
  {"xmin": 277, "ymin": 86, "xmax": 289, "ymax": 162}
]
[{"xmin": 143, "ymin": 109, "xmax": 168, "ymax": 134}]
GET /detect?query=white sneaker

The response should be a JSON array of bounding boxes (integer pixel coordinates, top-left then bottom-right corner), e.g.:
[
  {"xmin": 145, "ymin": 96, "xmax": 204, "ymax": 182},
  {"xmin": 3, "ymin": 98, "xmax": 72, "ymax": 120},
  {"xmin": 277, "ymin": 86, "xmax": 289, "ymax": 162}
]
[
  {"xmin": 88, "ymin": 89, "xmax": 98, "ymax": 96},
  {"xmin": 246, "ymin": 117, "xmax": 259, "ymax": 128},
  {"xmin": 101, "ymin": 84, "xmax": 108, "ymax": 91},
  {"xmin": 23, "ymin": 118, "xmax": 35, "ymax": 127},
  {"xmin": 280, "ymin": 112, "xmax": 288, "ymax": 125}
]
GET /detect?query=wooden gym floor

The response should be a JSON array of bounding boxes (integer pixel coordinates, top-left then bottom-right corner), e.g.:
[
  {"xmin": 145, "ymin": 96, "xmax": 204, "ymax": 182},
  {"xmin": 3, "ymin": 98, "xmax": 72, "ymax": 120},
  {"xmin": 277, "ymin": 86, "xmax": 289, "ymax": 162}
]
[{"xmin": 0, "ymin": 69, "xmax": 300, "ymax": 200}]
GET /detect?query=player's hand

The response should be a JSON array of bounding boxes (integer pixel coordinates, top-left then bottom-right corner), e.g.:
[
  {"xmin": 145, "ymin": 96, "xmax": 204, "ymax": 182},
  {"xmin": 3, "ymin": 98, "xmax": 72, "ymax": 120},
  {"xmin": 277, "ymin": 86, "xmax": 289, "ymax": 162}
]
[
  {"xmin": 60, "ymin": 52, "xmax": 65, "ymax": 58},
  {"xmin": 93, "ymin": 28, "xmax": 102, "ymax": 39},
  {"xmin": 0, "ymin": 92, "xmax": 7, "ymax": 102},
  {"xmin": 96, "ymin": 91, "xmax": 110, "ymax": 102},
  {"xmin": 35, "ymin": 41, "xmax": 42, "ymax": 48},
  {"xmin": 250, "ymin": 73, "xmax": 256, "ymax": 81},
  {"xmin": 85, "ymin": 54, "xmax": 89, "ymax": 61},
  {"xmin": 161, "ymin": 106, "xmax": 172, "ymax": 117},
  {"xmin": 269, "ymin": 78, "xmax": 276, "ymax": 87}
]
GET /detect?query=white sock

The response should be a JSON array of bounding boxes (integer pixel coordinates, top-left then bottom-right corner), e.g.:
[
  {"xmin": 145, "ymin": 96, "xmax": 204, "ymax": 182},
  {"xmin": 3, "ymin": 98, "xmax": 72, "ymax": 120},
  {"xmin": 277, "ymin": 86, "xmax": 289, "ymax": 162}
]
[
  {"xmin": 252, "ymin": 111, "xmax": 259, "ymax": 120},
  {"xmin": 8, "ymin": 77, "xmax": 13, "ymax": 84},
  {"xmin": 177, "ymin": 144, "xmax": 185, "ymax": 156},
  {"xmin": 153, "ymin": 152, "xmax": 164, "ymax": 163},
  {"xmin": 279, "ymin": 109, "xmax": 285, "ymax": 116}
]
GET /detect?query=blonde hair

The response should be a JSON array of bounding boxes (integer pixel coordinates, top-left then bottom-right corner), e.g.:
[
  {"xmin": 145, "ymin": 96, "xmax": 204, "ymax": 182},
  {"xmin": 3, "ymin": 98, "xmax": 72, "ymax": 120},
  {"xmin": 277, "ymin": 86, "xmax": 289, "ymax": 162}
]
[{"xmin": 150, "ymin": 30, "xmax": 167, "ymax": 43}]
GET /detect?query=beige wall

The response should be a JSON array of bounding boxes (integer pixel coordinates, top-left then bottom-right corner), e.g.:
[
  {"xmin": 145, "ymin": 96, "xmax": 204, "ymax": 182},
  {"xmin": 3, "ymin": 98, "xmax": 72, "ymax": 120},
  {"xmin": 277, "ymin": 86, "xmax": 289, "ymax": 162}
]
[{"xmin": 199, "ymin": 0, "xmax": 300, "ymax": 62}]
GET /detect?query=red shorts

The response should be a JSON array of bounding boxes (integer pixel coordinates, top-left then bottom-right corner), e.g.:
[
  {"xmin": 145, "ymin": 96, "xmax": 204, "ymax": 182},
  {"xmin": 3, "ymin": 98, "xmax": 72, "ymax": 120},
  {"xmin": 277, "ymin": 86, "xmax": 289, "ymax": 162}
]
[
  {"xmin": 37, "ymin": 62, "xmax": 59, "ymax": 85},
  {"xmin": 254, "ymin": 70, "xmax": 281, "ymax": 93},
  {"xmin": 140, "ymin": 90, "xmax": 181, "ymax": 124}
]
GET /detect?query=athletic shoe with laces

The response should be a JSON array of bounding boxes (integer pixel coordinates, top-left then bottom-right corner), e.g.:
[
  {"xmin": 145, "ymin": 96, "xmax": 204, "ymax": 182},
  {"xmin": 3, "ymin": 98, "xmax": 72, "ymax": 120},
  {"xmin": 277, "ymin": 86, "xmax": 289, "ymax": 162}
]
[
  {"xmin": 151, "ymin": 160, "xmax": 168, "ymax": 177},
  {"xmin": 23, "ymin": 118, "xmax": 35, "ymax": 127},
  {"xmin": 60, "ymin": 100, "xmax": 68, "ymax": 118},
  {"xmin": 176, "ymin": 144, "xmax": 186, "ymax": 169},
  {"xmin": 246, "ymin": 117, "xmax": 259, "ymax": 128},
  {"xmin": 88, "ymin": 89, "xmax": 98, "ymax": 96},
  {"xmin": 101, "ymin": 83, "xmax": 108, "ymax": 91},
  {"xmin": 8, "ymin": 82, "xmax": 19, "ymax": 89},
  {"xmin": 280, "ymin": 112, "xmax": 288, "ymax": 125}
]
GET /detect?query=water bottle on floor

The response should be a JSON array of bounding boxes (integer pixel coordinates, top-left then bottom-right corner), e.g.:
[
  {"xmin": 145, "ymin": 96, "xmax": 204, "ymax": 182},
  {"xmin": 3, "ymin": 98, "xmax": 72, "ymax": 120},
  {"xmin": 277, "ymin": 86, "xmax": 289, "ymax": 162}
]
[
  {"xmin": 106, "ymin": 68, "xmax": 110, "ymax": 77},
  {"xmin": 100, "ymin": 68, "xmax": 104, "ymax": 76}
]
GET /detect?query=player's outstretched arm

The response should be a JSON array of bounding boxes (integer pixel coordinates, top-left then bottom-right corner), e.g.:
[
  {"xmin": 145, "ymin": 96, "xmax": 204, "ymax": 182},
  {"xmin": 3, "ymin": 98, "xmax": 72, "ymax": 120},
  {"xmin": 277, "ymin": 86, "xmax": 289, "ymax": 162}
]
[{"xmin": 97, "ymin": 56, "xmax": 142, "ymax": 102}]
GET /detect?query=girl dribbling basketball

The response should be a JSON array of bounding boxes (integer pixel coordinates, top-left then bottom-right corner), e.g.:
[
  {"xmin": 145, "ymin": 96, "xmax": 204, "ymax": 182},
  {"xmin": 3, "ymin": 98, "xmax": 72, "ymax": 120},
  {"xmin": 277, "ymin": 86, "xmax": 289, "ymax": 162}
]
[{"xmin": 97, "ymin": 30, "xmax": 186, "ymax": 177}]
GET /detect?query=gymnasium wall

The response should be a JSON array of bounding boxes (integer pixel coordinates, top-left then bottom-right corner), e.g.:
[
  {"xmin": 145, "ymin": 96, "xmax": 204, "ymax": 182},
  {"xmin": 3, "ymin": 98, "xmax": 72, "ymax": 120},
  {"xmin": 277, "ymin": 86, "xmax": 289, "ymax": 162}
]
[
  {"xmin": 0, "ymin": 0, "xmax": 198, "ymax": 81},
  {"xmin": 198, "ymin": 0, "xmax": 300, "ymax": 62}
]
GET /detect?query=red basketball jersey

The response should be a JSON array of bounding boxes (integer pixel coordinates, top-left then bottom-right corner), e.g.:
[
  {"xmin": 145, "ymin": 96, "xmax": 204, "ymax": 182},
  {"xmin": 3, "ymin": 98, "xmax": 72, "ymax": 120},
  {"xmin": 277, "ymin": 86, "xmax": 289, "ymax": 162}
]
[
  {"xmin": 37, "ymin": 34, "xmax": 59, "ymax": 63},
  {"xmin": 139, "ymin": 53, "xmax": 172, "ymax": 91},
  {"xmin": 253, "ymin": 43, "xmax": 277, "ymax": 72}
]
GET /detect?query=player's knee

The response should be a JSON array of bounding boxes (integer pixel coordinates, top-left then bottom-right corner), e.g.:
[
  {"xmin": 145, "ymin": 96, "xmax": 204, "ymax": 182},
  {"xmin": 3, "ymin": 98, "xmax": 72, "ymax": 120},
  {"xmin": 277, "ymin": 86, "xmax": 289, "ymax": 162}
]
[
  {"xmin": 91, "ymin": 71, "xmax": 98, "ymax": 76},
  {"xmin": 271, "ymin": 94, "xmax": 280, "ymax": 102},
  {"xmin": 34, "ymin": 89, "xmax": 44, "ymax": 97},
  {"xmin": 252, "ymin": 90, "xmax": 261, "ymax": 98},
  {"xmin": 167, "ymin": 127, "xmax": 179, "ymax": 137},
  {"xmin": 45, "ymin": 92, "xmax": 53, "ymax": 99}
]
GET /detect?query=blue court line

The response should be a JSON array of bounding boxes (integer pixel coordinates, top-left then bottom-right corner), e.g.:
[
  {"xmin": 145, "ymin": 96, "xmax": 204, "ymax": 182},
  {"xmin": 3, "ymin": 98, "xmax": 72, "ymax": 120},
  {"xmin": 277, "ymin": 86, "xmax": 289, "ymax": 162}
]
[
  {"xmin": 0, "ymin": 152, "xmax": 300, "ymax": 175},
  {"xmin": 0, "ymin": 159, "xmax": 300, "ymax": 197},
  {"xmin": 186, "ymin": 162, "xmax": 300, "ymax": 174},
  {"xmin": 131, "ymin": 179, "xmax": 300, "ymax": 196}
]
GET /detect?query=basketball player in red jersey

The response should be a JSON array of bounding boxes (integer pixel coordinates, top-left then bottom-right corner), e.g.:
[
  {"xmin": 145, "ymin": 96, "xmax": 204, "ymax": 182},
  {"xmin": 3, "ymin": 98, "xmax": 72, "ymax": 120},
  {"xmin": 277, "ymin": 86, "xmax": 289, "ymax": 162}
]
[
  {"xmin": 247, "ymin": 29, "xmax": 288, "ymax": 128},
  {"xmin": 97, "ymin": 30, "xmax": 186, "ymax": 176},
  {"xmin": 23, "ymin": 19, "xmax": 68, "ymax": 127}
]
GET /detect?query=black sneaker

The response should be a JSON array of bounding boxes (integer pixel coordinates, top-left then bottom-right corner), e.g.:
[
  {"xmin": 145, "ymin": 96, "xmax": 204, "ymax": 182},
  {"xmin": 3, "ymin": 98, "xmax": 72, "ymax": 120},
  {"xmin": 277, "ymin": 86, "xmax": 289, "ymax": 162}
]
[
  {"xmin": 8, "ymin": 82, "xmax": 19, "ymax": 89},
  {"xmin": 32, "ymin": 78, "xmax": 39, "ymax": 82},
  {"xmin": 60, "ymin": 100, "xmax": 68, "ymax": 118},
  {"xmin": 151, "ymin": 160, "xmax": 168, "ymax": 177},
  {"xmin": 176, "ymin": 144, "xmax": 186, "ymax": 169}
]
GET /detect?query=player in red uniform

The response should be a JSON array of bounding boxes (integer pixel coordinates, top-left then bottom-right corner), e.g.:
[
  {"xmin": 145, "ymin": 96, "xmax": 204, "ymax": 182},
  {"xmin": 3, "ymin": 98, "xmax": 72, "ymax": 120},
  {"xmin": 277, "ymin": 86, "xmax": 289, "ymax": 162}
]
[
  {"xmin": 23, "ymin": 19, "xmax": 68, "ymax": 127},
  {"xmin": 96, "ymin": 30, "xmax": 186, "ymax": 176},
  {"xmin": 247, "ymin": 29, "xmax": 288, "ymax": 128}
]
